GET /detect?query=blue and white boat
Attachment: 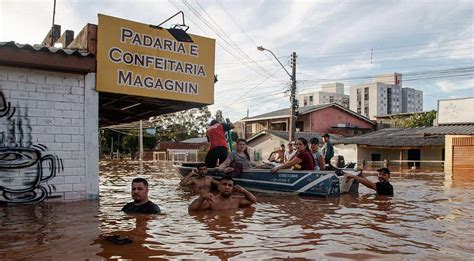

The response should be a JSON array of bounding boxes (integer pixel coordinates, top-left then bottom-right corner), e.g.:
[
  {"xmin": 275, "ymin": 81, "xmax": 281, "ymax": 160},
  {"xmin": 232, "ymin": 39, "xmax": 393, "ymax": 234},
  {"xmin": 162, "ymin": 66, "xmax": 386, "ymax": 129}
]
[{"xmin": 174, "ymin": 163, "xmax": 360, "ymax": 197}]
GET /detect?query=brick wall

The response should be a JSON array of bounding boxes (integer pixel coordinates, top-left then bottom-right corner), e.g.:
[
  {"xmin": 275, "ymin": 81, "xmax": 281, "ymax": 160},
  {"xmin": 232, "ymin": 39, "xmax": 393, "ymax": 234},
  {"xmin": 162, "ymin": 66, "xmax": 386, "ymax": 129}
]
[{"xmin": 0, "ymin": 65, "xmax": 98, "ymax": 203}]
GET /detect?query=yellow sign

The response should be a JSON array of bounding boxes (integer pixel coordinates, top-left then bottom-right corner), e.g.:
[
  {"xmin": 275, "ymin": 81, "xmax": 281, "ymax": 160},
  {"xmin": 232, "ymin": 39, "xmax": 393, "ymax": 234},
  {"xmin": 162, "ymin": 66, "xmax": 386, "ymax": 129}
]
[{"xmin": 96, "ymin": 14, "xmax": 215, "ymax": 104}]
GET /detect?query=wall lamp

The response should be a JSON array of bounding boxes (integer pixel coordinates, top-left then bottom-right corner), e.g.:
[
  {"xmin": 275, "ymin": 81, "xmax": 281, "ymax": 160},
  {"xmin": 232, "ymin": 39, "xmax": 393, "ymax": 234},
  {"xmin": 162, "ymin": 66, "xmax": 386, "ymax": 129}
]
[{"xmin": 150, "ymin": 11, "xmax": 193, "ymax": 43}]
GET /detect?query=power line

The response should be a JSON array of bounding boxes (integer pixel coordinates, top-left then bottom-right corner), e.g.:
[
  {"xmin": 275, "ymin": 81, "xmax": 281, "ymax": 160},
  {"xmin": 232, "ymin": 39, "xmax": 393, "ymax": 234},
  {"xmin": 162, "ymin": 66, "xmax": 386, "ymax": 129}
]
[{"xmin": 180, "ymin": 0, "xmax": 285, "ymax": 80}]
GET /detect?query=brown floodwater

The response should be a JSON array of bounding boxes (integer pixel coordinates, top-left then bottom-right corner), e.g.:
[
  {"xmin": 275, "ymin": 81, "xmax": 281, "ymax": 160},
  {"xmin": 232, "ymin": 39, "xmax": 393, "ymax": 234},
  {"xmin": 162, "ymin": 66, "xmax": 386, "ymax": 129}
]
[{"xmin": 1, "ymin": 160, "xmax": 473, "ymax": 260}]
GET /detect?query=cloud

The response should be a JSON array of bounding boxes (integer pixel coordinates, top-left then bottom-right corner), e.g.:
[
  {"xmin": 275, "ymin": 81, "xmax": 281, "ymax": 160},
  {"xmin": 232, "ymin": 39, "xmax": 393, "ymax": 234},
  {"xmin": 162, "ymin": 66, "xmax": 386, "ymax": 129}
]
[{"xmin": 436, "ymin": 79, "xmax": 474, "ymax": 93}]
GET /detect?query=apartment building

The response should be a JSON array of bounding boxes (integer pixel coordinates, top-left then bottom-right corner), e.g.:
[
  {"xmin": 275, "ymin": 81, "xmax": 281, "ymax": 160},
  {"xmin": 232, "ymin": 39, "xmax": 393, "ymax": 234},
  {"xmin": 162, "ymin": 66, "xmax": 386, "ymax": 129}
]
[
  {"xmin": 402, "ymin": 87, "xmax": 423, "ymax": 112},
  {"xmin": 349, "ymin": 73, "xmax": 423, "ymax": 119},
  {"xmin": 298, "ymin": 82, "xmax": 350, "ymax": 108}
]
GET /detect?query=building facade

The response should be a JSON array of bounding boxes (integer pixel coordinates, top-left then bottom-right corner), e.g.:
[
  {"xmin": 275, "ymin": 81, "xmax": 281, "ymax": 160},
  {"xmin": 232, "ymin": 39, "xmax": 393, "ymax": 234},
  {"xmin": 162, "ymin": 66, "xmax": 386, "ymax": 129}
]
[
  {"xmin": 241, "ymin": 103, "xmax": 375, "ymax": 139},
  {"xmin": 0, "ymin": 65, "xmax": 99, "ymax": 203},
  {"xmin": 298, "ymin": 82, "xmax": 350, "ymax": 108},
  {"xmin": 402, "ymin": 87, "xmax": 423, "ymax": 113},
  {"xmin": 350, "ymin": 81, "xmax": 402, "ymax": 119},
  {"xmin": 350, "ymin": 73, "xmax": 423, "ymax": 119}
]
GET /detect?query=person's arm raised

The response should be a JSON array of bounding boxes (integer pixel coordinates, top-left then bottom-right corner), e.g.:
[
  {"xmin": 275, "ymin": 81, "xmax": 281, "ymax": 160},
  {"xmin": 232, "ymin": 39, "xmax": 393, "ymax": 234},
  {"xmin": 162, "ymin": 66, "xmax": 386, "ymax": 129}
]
[
  {"xmin": 234, "ymin": 185, "xmax": 257, "ymax": 206},
  {"xmin": 179, "ymin": 169, "xmax": 196, "ymax": 186}
]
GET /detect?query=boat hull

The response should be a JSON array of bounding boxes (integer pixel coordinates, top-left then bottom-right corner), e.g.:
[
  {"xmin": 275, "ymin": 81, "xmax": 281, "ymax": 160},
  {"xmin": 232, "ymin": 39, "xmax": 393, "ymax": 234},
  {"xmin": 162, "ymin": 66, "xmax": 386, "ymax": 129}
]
[{"xmin": 175, "ymin": 163, "xmax": 359, "ymax": 197}]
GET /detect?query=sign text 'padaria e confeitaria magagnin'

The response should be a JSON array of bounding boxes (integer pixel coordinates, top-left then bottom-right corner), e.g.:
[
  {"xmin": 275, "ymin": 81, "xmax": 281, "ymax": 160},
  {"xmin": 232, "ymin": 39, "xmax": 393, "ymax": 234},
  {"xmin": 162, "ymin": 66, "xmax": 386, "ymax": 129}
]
[{"xmin": 96, "ymin": 14, "xmax": 215, "ymax": 103}]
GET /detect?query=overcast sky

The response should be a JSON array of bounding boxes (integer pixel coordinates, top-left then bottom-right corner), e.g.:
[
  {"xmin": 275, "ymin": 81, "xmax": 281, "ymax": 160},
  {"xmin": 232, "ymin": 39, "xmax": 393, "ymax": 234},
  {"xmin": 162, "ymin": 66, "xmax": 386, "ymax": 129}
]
[{"xmin": 1, "ymin": 0, "xmax": 473, "ymax": 121}]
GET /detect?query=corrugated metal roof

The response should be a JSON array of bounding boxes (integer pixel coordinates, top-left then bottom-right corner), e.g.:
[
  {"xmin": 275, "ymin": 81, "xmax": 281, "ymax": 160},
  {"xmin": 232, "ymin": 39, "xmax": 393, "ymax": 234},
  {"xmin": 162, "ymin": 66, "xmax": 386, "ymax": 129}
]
[
  {"xmin": 0, "ymin": 41, "xmax": 92, "ymax": 57},
  {"xmin": 336, "ymin": 127, "xmax": 444, "ymax": 147},
  {"xmin": 181, "ymin": 137, "xmax": 208, "ymax": 143},
  {"xmin": 420, "ymin": 125, "xmax": 474, "ymax": 135},
  {"xmin": 248, "ymin": 130, "xmax": 341, "ymax": 143},
  {"xmin": 242, "ymin": 103, "xmax": 374, "ymax": 125}
]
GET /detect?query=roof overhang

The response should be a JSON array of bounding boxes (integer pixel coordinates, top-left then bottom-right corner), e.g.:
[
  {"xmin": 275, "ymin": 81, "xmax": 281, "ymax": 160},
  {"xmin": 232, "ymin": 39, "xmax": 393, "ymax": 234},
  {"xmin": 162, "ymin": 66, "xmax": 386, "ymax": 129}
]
[
  {"xmin": 0, "ymin": 43, "xmax": 95, "ymax": 73},
  {"xmin": 99, "ymin": 92, "xmax": 207, "ymax": 127}
]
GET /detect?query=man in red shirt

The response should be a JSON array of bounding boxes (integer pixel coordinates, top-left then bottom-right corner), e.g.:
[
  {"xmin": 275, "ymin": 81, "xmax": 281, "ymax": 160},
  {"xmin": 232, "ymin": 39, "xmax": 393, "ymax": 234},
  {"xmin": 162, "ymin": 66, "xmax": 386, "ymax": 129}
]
[{"xmin": 205, "ymin": 119, "xmax": 234, "ymax": 168}]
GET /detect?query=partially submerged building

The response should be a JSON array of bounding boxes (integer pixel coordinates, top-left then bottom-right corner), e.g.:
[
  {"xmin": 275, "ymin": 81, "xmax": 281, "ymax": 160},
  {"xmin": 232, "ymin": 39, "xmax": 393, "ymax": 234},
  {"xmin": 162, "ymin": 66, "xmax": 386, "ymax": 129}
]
[
  {"xmin": 241, "ymin": 103, "xmax": 375, "ymax": 139},
  {"xmin": 335, "ymin": 97, "xmax": 474, "ymax": 173},
  {"xmin": 0, "ymin": 14, "xmax": 216, "ymax": 203}
]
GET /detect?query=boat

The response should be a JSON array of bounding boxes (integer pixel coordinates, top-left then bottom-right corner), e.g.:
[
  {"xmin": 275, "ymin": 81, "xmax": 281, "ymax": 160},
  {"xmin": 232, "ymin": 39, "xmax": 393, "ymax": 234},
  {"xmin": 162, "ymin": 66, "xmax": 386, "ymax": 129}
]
[{"xmin": 174, "ymin": 162, "xmax": 360, "ymax": 197}]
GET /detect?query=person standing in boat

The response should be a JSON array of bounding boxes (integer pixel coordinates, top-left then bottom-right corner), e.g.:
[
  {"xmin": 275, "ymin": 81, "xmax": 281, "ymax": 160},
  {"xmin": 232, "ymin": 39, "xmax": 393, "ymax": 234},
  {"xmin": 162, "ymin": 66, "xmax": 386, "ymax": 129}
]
[
  {"xmin": 320, "ymin": 133, "xmax": 334, "ymax": 167},
  {"xmin": 218, "ymin": 139, "xmax": 257, "ymax": 171},
  {"xmin": 284, "ymin": 142, "xmax": 297, "ymax": 163},
  {"xmin": 205, "ymin": 119, "xmax": 234, "ymax": 168},
  {"xmin": 179, "ymin": 163, "xmax": 219, "ymax": 194},
  {"xmin": 189, "ymin": 175, "xmax": 257, "ymax": 211},
  {"xmin": 310, "ymin": 137, "xmax": 325, "ymax": 171},
  {"xmin": 345, "ymin": 167, "xmax": 394, "ymax": 196},
  {"xmin": 270, "ymin": 138, "xmax": 315, "ymax": 173}
]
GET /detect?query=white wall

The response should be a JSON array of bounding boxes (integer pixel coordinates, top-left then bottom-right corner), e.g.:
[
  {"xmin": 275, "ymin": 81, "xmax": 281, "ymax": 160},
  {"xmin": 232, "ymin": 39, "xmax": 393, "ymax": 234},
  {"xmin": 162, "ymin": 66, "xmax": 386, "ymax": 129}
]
[
  {"xmin": 0, "ymin": 66, "xmax": 99, "ymax": 203},
  {"xmin": 248, "ymin": 134, "xmax": 286, "ymax": 162},
  {"xmin": 334, "ymin": 144, "xmax": 357, "ymax": 163}
]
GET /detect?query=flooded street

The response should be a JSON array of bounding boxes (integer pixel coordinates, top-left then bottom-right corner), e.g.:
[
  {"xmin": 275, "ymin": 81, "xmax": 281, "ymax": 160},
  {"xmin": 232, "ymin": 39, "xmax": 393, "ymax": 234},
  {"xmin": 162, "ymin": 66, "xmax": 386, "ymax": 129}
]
[{"xmin": 1, "ymin": 160, "xmax": 474, "ymax": 260}]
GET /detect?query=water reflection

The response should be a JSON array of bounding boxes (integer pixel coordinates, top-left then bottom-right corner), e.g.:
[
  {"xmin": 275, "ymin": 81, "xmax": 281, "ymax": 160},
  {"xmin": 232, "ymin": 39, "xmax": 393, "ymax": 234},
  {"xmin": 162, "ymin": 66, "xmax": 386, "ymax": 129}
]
[{"xmin": 1, "ymin": 160, "xmax": 473, "ymax": 259}]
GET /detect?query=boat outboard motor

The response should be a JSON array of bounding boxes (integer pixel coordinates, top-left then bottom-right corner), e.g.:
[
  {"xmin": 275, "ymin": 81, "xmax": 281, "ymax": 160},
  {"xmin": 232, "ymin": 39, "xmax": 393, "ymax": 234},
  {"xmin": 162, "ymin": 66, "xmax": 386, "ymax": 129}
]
[
  {"xmin": 330, "ymin": 155, "xmax": 345, "ymax": 168},
  {"xmin": 330, "ymin": 155, "xmax": 345, "ymax": 176}
]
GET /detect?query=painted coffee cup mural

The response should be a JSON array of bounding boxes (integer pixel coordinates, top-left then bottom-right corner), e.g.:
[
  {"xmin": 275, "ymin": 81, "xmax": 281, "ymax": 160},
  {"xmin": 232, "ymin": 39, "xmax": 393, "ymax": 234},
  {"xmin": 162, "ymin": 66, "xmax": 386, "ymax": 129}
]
[{"xmin": 0, "ymin": 91, "xmax": 63, "ymax": 203}]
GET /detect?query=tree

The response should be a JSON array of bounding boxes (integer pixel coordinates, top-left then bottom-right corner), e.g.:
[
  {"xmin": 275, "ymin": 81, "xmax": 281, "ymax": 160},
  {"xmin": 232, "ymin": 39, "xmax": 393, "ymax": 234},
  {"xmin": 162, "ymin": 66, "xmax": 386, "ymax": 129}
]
[
  {"xmin": 389, "ymin": 110, "xmax": 437, "ymax": 128},
  {"xmin": 150, "ymin": 106, "xmax": 212, "ymax": 142},
  {"xmin": 403, "ymin": 110, "xmax": 437, "ymax": 128}
]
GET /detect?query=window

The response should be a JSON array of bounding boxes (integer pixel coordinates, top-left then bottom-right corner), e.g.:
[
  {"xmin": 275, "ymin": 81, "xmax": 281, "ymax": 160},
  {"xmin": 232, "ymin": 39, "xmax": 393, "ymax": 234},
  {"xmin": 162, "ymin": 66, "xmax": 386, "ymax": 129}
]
[
  {"xmin": 364, "ymin": 87, "xmax": 369, "ymax": 101},
  {"xmin": 309, "ymin": 96, "xmax": 313, "ymax": 102},
  {"xmin": 371, "ymin": 153, "xmax": 381, "ymax": 161}
]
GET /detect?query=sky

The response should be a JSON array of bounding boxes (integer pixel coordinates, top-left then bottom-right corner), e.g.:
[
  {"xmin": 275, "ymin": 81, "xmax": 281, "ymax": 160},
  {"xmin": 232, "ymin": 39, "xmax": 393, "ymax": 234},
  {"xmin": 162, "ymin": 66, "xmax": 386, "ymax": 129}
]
[{"xmin": 1, "ymin": 0, "xmax": 473, "ymax": 122}]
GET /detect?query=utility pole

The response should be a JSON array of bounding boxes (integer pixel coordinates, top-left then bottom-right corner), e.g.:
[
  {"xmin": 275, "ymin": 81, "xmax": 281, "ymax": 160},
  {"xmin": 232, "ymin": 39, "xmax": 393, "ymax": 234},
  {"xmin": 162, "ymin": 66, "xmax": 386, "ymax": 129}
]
[
  {"xmin": 256, "ymin": 46, "xmax": 297, "ymax": 142},
  {"xmin": 289, "ymin": 52, "xmax": 297, "ymax": 142},
  {"xmin": 139, "ymin": 120, "xmax": 143, "ymax": 161}
]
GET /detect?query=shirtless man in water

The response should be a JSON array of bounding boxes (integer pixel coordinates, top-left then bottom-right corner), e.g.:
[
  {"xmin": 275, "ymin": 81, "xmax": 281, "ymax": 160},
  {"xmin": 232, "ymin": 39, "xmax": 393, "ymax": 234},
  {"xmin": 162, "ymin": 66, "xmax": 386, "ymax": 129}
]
[
  {"xmin": 179, "ymin": 163, "xmax": 219, "ymax": 194},
  {"xmin": 188, "ymin": 175, "xmax": 257, "ymax": 211}
]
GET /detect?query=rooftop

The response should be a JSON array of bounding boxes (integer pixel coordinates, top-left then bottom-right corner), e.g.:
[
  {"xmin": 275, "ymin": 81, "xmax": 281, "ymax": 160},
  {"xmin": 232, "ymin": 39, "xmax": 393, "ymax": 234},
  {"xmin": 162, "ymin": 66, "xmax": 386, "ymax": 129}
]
[
  {"xmin": 242, "ymin": 103, "xmax": 374, "ymax": 125},
  {"xmin": 336, "ymin": 127, "xmax": 444, "ymax": 147}
]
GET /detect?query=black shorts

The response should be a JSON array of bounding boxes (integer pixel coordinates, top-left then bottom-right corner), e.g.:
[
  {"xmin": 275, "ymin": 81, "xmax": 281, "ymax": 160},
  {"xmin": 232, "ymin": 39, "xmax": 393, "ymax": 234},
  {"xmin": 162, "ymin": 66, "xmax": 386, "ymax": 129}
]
[{"xmin": 205, "ymin": 146, "xmax": 228, "ymax": 168}]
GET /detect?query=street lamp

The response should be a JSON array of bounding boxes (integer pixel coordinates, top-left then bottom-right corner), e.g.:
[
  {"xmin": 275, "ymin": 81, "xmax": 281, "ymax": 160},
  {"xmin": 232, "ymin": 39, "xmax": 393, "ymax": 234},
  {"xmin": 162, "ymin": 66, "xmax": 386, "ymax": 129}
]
[{"xmin": 257, "ymin": 46, "xmax": 297, "ymax": 142}]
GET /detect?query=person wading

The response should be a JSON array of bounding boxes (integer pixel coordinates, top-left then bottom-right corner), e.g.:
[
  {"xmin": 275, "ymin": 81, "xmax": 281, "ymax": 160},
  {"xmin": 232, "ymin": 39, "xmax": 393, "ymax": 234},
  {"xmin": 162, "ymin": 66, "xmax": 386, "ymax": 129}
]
[
  {"xmin": 345, "ymin": 167, "xmax": 394, "ymax": 196},
  {"xmin": 188, "ymin": 176, "xmax": 257, "ymax": 211},
  {"xmin": 122, "ymin": 178, "xmax": 161, "ymax": 214},
  {"xmin": 179, "ymin": 163, "xmax": 219, "ymax": 195}
]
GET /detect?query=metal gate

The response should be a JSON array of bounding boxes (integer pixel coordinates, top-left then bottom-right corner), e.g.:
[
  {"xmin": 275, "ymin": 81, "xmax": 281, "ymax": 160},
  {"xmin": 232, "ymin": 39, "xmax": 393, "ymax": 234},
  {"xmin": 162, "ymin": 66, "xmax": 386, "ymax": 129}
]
[{"xmin": 453, "ymin": 136, "xmax": 474, "ymax": 173}]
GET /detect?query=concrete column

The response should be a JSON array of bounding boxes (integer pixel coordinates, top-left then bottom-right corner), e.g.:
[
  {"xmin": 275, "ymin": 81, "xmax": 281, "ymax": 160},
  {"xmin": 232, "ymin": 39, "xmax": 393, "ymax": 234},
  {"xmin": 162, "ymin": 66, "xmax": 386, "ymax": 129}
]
[{"xmin": 84, "ymin": 73, "xmax": 99, "ymax": 200}]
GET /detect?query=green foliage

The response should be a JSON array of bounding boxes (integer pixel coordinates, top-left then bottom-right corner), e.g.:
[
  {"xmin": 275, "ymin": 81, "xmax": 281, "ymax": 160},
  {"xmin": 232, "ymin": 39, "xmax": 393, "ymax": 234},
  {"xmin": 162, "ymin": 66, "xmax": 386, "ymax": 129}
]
[
  {"xmin": 390, "ymin": 110, "xmax": 437, "ymax": 128},
  {"xmin": 99, "ymin": 107, "xmax": 211, "ymax": 156},
  {"xmin": 151, "ymin": 106, "xmax": 211, "ymax": 142}
]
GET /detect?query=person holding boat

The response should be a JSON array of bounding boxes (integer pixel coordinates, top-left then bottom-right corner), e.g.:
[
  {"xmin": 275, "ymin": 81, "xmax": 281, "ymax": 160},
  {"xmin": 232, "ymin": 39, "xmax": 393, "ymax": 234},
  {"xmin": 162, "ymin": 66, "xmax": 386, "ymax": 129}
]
[
  {"xmin": 188, "ymin": 175, "xmax": 257, "ymax": 211},
  {"xmin": 310, "ymin": 137, "xmax": 325, "ymax": 171},
  {"xmin": 218, "ymin": 139, "xmax": 257, "ymax": 172},
  {"xmin": 205, "ymin": 119, "xmax": 234, "ymax": 168},
  {"xmin": 270, "ymin": 137, "xmax": 315, "ymax": 173},
  {"xmin": 179, "ymin": 163, "xmax": 219, "ymax": 194},
  {"xmin": 345, "ymin": 167, "xmax": 394, "ymax": 196}
]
